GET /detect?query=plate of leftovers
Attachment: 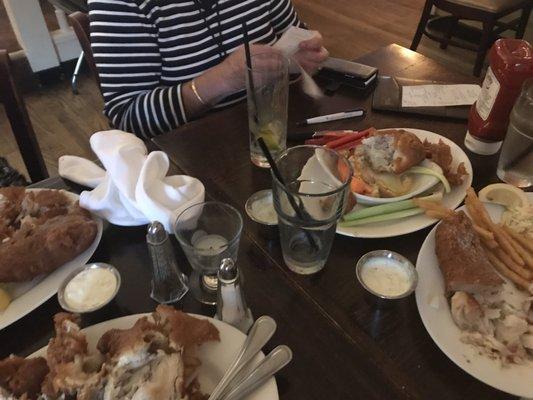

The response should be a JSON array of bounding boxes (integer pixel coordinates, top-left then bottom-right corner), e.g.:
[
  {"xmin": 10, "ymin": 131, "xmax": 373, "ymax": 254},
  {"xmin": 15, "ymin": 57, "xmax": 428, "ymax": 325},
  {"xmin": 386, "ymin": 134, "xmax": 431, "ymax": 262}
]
[
  {"xmin": 335, "ymin": 128, "xmax": 472, "ymax": 238},
  {"xmin": 0, "ymin": 187, "xmax": 103, "ymax": 330},
  {"xmin": 416, "ymin": 187, "xmax": 533, "ymax": 397},
  {"xmin": 0, "ymin": 306, "xmax": 278, "ymax": 399}
]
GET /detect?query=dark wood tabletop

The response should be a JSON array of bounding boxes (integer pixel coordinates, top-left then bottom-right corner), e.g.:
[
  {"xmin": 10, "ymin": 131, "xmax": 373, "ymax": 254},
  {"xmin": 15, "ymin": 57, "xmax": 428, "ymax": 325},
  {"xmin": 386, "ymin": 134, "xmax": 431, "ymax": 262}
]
[
  {"xmin": 0, "ymin": 44, "xmax": 511, "ymax": 400},
  {"xmin": 150, "ymin": 44, "xmax": 512, "ymax": 400}
]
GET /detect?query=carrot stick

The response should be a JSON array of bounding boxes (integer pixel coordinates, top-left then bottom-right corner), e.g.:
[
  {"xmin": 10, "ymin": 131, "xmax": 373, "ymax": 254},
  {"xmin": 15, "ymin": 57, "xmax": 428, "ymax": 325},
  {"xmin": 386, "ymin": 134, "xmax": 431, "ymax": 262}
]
[
  {"xmin": 332, "ymin": 139, "xmax": 364, "ymax": 151},
  {"xmin": 325, "ymin": 129, "xmax": 370, "ymax": 149}
]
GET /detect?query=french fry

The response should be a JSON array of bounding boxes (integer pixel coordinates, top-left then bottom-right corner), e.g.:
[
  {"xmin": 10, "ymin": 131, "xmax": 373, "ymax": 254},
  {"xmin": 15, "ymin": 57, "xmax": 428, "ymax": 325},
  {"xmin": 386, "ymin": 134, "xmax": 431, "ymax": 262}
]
[
  {"xmin": 493, "ymin": 225, "xmax": 525, "ymax": 266},
  {"xmin": 466, "ymin": 188, "xmax": 525, "ymax": 266},
  {"xmin": 465, "ymin": 195, "xmax": 490, "ymax": 230},
  {"xmin": 493, "ymin": 248, "xmax": 532, "ymax": 280},
  {"xmin": 481, "ymin": 237, "xmax": 499, "ymax": 249},
  {"xmin": 486, "ymin": 250, "xmax": 533, "ymax": 293},
  {"xmin": 503, "ymin": 225, "xmax": 533, "ymax": 254},
  {"xmin": 425, "ymin": 210, "xmax": 453, "ymax": 220},
  {"xmin": 413, "ymin": 199, "xmax": 454, "ymax": 218},
  {"xmin": 500, "ymin": 226, "xmax": 533, "ymax": 270},
  {"xmin": 473, "ymin": 224, "xmax": 494, "ymax": 241}
]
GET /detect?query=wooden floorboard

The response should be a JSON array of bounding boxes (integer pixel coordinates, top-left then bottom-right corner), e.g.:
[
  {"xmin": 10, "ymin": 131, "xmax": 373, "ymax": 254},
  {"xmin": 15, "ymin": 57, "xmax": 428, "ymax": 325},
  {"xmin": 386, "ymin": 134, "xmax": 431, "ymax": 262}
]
[{"xmin": 0, "ymin": 0, "xmax": 528, "ymax": 180}]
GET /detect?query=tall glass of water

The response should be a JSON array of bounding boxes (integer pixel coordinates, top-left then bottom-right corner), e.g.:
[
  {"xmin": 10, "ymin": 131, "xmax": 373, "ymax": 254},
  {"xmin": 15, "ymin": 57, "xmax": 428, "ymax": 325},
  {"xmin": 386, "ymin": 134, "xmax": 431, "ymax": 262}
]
[
  {"xmin": 271, "ymin": 146, "xmax": 353, "ymax": 274},
  {"xmin": 497, "ymin": 78, "xmax": 533, "ymax": 188},
  {"xmin": 174, "ymin": 202, "xmax": 243, "ymax": 304},
  {"xmin": 246, "ymin": 52, "xmax": 289, "ymax": 168}
]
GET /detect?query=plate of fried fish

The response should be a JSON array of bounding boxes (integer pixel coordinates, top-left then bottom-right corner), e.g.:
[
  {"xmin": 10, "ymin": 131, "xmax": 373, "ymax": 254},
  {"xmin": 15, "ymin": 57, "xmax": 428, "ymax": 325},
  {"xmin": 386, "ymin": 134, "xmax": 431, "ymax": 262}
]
[
  {"xmin": 416, "ymin": 189, "xmax": 533, "ymax": 397},
  {"xmin": 0, "ymin": 306, "xmax": 278, "ymax": 400},
  {"xmin": 334, "ymin": 128, "xmax": 472, "ymax": 238},
  {"xmin": 0, "ymin": 187, "xmax": 103, "ymax": 330}
]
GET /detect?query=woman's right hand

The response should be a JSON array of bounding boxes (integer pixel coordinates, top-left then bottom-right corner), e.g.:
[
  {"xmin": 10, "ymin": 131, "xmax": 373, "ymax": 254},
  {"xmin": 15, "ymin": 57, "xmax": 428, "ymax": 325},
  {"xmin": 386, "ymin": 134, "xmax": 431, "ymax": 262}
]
[{"xmin": 216, "ymin": 44, "xmax": 281, "ymax": 93}]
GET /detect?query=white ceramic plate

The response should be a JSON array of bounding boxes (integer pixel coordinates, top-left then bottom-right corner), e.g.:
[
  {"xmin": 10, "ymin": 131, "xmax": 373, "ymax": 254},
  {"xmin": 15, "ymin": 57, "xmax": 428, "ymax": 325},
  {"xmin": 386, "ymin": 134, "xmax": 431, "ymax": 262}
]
[
  {"xmin": 336, "ymin": 128, "xmax": 473, "ymax": 238},
  {"xmin": 415, "ymin": 193, "xmax": 533, "ymax": 397},
  {"xmin": 0, "ymin": 189, "xmax": 103, "ymax": 330},
  {"xmin": 31, "ymin": 313, "xmax": 279, "ymax": 400}
]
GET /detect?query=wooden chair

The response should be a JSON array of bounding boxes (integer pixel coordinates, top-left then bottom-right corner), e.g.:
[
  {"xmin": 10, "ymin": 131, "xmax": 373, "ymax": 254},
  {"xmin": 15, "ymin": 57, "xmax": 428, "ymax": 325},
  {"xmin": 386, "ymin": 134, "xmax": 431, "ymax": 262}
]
[
  {"xmin": 411, "ymin": 0, "xmax": 532, "ymax": 76},
  {"xmin": 0, "ymin": 50, "xmax": 48, "ymax": 183},
  {"xmin": 69, "ymin": 11, "xmax": 101, "ymax": 89}
]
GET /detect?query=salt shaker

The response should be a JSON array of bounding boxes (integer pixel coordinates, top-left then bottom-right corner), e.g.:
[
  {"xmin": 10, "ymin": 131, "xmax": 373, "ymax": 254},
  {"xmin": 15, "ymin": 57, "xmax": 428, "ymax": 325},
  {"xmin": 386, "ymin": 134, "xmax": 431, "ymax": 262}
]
[
  {"xmin": 216, "ymin": 258, "xmax": 253, "ymax": 333},
  {"xmin": 147, "ymin": 221, "xmax": 189, "ymax": 303}
]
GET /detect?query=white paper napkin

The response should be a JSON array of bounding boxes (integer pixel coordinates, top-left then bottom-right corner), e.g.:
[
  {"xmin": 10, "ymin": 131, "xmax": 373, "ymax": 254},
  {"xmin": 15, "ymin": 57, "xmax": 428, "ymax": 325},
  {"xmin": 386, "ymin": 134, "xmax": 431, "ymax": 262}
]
[
  {"xmin": 274, "ymin": 26, "xmax": 324, "ymax": 99},
  {"xmin": 59, "ymin": 130, "xmax": 205, "ymax": 232}
]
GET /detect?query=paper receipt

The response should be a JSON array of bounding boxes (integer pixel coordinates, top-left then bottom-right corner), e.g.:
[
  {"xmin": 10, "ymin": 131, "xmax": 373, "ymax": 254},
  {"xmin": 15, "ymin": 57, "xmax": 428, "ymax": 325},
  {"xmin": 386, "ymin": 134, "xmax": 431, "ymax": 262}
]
[{"xmin": 402, "ymin": 84, "xmax": 481, "ymax": 107}]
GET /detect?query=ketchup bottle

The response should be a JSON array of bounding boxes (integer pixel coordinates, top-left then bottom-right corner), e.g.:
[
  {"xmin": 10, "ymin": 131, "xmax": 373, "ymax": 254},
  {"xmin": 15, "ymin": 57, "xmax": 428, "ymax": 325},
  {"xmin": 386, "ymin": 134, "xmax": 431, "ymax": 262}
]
[{"xmin": 465, "ymin": 39, "xmax": 533, "ymax": 155}]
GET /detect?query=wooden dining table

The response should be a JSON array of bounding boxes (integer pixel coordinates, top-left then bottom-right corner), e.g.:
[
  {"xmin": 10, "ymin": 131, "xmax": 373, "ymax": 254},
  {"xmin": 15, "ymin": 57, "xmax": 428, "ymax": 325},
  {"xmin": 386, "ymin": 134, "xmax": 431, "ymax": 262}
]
[{"xmin": 0, "ymin": 44, "xmax": 513, "ymax": 399}]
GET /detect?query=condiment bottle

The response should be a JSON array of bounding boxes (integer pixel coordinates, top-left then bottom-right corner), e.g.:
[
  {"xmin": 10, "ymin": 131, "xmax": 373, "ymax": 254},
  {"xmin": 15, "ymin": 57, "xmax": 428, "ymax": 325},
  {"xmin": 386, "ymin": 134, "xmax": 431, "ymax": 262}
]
[
  {"xmin": 216, "ymin": 258, "xmax": 253, "ymax": 333},
  {"xmin": 147, "ymin": 221, "xmax": 189, "ymax": 303},
  {"xmin": 465, "ymin": 39, "xmax": 533, "ymax": 155}
]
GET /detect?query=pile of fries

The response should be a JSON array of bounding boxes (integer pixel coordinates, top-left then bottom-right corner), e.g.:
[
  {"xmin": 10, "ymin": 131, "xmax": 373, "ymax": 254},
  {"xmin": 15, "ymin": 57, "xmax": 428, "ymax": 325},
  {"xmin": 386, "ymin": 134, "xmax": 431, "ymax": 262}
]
[
  {"xmin": 415, "ymin": 187, "xmax": 533, "ymax": 292},
  {"xmin": 464, "ymin": 188, "xmax": 533, "ymax": 293}
]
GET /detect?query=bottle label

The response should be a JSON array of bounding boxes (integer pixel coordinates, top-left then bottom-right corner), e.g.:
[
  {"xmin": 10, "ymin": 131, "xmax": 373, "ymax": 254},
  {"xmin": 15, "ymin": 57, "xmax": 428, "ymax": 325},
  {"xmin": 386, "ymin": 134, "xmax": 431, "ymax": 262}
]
[{"xmin": 475, "ymin": 67, "xmax": 500, "ymax": 121}]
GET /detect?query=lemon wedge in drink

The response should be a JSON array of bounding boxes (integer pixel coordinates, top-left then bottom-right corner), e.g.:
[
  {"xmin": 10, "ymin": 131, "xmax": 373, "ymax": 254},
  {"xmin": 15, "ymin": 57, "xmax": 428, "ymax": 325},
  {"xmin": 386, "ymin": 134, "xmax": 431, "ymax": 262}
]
[
  {"xmin": 0, "ymin": 288, "xmax": 11, "ymax": 312},
  {"xmin": 257, "ymin": 122, "xmax": 282, "ymax": 151},
  {"xmin": 478, "ymin": 183, "xmax": 529, "ymax": 208}
]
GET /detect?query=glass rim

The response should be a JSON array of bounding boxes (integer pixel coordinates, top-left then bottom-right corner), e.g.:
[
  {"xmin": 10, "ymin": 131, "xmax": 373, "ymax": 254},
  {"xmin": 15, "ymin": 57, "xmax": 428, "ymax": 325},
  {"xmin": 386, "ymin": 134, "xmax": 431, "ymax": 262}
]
[
  {"xmin": 272, "ymin": 145, "xmax": 353, "ymax": 197},
  {"xmin": 246, "ymin": 52, "xmax": 289, "ymax": 73},
  {"xmin": 173, "ymin": 201, "xmax": 243, "ymax": 250}
]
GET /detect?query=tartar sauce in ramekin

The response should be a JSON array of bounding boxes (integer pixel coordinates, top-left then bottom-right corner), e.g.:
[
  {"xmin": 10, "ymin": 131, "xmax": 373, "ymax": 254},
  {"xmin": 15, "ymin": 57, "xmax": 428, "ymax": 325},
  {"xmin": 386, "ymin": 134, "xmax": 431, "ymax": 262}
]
[
  {"xmin": 64, "ymin": 267, "xmax": 117, "ymax": 311},
  {"xmin": 360, "ymin": 257, "xmax": 411, "ymax": 297}
]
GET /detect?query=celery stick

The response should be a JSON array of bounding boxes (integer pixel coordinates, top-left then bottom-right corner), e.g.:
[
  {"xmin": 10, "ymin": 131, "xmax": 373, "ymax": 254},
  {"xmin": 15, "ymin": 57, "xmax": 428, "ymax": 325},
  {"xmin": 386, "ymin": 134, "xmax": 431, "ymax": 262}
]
[
  {"xmin": 342, "ymin": 199, "xmax": 416, "ymax": 221},
  {"xmin": 339, "ymin": 208, "xmax": 425, "ymax": 227},
  {"xmin": 408, "ymin": 166, "xmax": 451, "ymax": 193}
]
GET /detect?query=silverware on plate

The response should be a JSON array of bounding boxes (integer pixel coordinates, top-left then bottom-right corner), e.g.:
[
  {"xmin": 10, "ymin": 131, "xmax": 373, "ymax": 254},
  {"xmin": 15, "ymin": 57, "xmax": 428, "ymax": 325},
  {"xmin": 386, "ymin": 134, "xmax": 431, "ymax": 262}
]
[
  {"xmin": 221, "ymin": 345, "xmax": 293, "ymax": 400},
  {"xmin": 208, "ymin": 316, "xmax": 277, "ymax": 400}
]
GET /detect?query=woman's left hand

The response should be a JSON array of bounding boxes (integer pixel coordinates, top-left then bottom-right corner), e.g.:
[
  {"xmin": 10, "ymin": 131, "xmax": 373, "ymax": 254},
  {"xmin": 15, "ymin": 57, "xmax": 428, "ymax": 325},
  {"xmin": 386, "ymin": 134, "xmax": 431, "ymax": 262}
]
[{"xmin": 293, "ymin": 32, "xmax": 329, "ymax": 75}]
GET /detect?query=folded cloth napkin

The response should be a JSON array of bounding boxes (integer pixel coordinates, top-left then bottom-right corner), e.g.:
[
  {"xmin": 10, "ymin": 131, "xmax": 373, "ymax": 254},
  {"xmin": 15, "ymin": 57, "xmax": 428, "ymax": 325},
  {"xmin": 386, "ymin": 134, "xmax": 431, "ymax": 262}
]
[{"xmin": 59, "ymin": 130, "xmax": 205, "ymax": 232}]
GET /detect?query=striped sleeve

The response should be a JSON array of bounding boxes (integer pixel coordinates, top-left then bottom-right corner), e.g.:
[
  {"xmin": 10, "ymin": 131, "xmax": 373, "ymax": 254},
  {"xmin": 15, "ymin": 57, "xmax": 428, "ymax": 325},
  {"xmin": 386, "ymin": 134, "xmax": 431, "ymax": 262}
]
[
  {"xmin": 269, "ymin": 0, "xmax": 303, "ymax": 36},
  {"xmin": 88, "ymin": 0, "xmax": 187, "ymax": 138}
]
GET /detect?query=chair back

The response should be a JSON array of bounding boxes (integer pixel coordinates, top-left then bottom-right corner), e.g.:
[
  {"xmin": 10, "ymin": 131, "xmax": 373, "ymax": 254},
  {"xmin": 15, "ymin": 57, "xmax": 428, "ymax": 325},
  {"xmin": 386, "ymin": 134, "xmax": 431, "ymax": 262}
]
[
  {"xmin": 69, "ymin": 11, "xmax": 101, "ymax": 88},
  {"xmin": 0, "ymin": 50, "xmax": 48, "ymax": 183}
]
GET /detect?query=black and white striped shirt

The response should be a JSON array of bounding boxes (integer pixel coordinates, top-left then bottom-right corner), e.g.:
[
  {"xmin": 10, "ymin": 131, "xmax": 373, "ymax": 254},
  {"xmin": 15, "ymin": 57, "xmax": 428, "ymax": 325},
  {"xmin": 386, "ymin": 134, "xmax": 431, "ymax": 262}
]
[{"xmin": 88, "ymin": 0, "xmax": 302, "ymax": 138}]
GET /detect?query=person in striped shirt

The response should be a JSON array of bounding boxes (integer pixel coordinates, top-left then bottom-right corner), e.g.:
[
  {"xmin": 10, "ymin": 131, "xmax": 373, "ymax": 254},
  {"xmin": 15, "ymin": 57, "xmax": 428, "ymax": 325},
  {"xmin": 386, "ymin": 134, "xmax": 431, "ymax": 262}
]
[{"xmin": 88, "ymin": 0, "xmax": 328, "ymax": 138}]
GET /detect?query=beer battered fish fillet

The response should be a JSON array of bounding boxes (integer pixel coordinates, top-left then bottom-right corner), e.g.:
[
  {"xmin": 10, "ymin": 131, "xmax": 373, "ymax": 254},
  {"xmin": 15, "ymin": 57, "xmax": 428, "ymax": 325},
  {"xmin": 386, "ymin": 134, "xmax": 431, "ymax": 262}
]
[
  {"xmin": 0, "ymin": 355, "xmax": 49, "ymax": 399},
  {"xmin": 435, "ymin": 211, "xmax": 503, "ymax": 295},
  {"xmin": 0, "ymin": 214, "xmax": 97, "ymax": 282},
  {"xmin": 0, "ymin": 188, "xmax": 97, "ymax": 283},
  {"xmin": 363, "ymin": 129, "xmax": 426, "ymax": 174}
]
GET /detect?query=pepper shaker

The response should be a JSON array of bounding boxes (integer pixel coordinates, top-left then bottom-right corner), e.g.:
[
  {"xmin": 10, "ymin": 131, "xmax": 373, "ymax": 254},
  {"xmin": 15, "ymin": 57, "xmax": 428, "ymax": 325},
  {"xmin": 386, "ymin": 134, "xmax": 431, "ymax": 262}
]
[
  {"xmin": 216, "ymin": 258, "xmax": 253, "ymax": 333},
  {"xmin": 147, "ymin": 221, "xmax": 189, "ymax": 303}
]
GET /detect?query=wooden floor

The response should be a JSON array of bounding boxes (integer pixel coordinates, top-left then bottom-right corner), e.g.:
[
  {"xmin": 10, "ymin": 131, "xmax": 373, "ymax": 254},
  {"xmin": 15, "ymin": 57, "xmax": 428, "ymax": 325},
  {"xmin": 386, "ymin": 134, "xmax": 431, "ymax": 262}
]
[{"xmin": 0, "ymin": 0, "xmax": 528, "ymax": 180}]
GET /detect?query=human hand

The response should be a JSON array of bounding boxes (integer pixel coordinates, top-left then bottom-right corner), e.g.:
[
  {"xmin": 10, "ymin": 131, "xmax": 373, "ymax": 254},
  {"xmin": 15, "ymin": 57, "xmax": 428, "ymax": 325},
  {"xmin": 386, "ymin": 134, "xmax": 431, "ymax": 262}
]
[
  {"xmin": 293, "ymin": 32, "xmax": 329, "ymax": 75},
  {"xmin": 217, "ymin": 44, "xmax": 281, "ymax": 93}
]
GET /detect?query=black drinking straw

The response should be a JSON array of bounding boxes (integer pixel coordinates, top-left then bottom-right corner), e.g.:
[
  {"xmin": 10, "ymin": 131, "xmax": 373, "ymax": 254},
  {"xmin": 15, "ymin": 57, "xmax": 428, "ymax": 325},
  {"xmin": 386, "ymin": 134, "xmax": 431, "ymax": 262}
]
[
  {"xmin": 242, "ymin": 22, "xmax": 259, "ymax": 124},
  {"xmin": 257, "ymin": 137, "xmax": 319, "ymax": 252}
]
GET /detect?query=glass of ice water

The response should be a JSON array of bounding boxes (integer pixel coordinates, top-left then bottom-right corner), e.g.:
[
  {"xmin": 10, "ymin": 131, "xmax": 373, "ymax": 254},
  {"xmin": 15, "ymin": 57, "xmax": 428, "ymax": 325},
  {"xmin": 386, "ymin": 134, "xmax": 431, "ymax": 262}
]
[
  {"xmin": 497, "ymin": 78, "xmax": 533, "ymax": 188},
  {"xmin": 271, "ymin": 146, "xmax": 353, "ymax": 274},
  {"xmin": 246, "ymin": 52, "xmax": 289, "ymax": 168}
]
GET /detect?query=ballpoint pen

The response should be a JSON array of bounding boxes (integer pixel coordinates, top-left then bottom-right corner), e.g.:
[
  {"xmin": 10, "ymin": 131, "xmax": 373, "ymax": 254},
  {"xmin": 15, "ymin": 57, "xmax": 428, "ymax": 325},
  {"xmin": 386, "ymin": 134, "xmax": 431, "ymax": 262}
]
[{"xmin": 296, "ymin": 108, "xmax": 366, "ymax": 126}]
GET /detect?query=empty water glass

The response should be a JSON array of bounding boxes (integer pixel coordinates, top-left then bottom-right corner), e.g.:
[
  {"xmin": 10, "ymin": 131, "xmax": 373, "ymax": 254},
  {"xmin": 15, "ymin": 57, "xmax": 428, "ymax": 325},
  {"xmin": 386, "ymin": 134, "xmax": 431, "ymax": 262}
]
[
  {"xmin": 174, "ymin": 202, "xmax": 243, "ymax": 304},
  {"xmin": 271, "ymin": 145, "xmax": 352, "ymax": 274}
]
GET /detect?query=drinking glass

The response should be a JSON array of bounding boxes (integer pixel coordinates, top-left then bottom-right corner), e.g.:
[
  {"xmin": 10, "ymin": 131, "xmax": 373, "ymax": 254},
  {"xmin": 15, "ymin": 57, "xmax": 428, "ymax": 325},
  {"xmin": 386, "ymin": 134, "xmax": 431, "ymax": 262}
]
[
  {"xmin": 174, "ymin": 201, "xmax": 243, "ymax": 304},
  {"xmin": 246, "ymin": 52, "xmax": 289, "ymax": 168},
  {"xmin": 271, "ymin": 145, "xmax": 353, "ymax": 274},
  {"xmin": 496, "ymin": 78, "xmax": 533, "ymax": 188}
]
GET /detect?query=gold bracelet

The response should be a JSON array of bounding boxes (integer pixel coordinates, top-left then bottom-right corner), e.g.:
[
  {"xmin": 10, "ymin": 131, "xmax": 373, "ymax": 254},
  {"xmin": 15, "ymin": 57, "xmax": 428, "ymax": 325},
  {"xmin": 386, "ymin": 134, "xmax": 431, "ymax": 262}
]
[{"xmin": 191, "ymin": 79, "xmax": 208, "ymax": 106}]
